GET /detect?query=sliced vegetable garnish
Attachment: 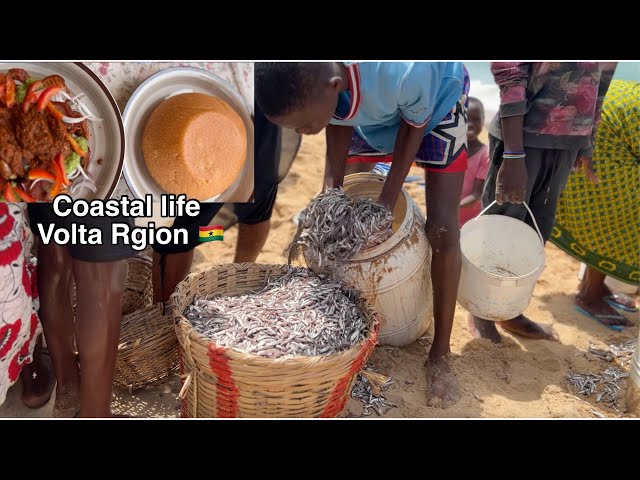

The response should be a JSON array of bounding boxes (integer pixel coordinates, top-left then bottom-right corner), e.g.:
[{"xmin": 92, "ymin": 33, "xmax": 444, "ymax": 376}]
[
  {"xmin": 5, "ymin": 76, "xmax": 16, "ymax": 108},
  {"xmin": 4, "ymin": 183, "xmax": 18, "ymax": 202},
  {"xmin": 54, "ymin": 153, "xmax": 70, "ymax": 186},
  {"xmin": 49, "ymin": 162, "xmax": 64, "ymax": 198},
  {"xmin": 46, "ymin": 102, "xmax": 64, "ymax": 120},
  {"xmin": 36, "ymin": 86, "xmax": 61, "ymax": 112},
  {"xmin": 65, "ymin": 133, "xmax": 87, "ymax": 157},
  {"xmin": 14, "ymin": 187, "xmax": 35, "ymax": 203},
  {"xmin": 27, "ymin": 168, "xmax": 56, "ymax": 182}
]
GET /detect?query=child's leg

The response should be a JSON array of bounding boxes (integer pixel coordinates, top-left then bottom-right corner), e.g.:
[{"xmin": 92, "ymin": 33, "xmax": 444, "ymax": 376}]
[
  {"xmin": 423, "ymin": 170, "xmax": 464, "ymax": 407},
  {"xmin": 151, "ymin": 203, "xmax": 222, "ymax": 304},
  {"xmin": 415, "ymin": 83, "xmax": 469, "ymax": 407},
  {"xmin": 72, "ymin": 258, "xmax": 127, "ymax": 417}
]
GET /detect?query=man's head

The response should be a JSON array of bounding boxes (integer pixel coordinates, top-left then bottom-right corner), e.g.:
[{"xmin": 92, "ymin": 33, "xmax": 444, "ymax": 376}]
[
  {"xmin": 467, "ymin": 96, "xmax": 485, "ymax": 142},
  {"xmin": 255, "ymin": 62, "xmax": 343, "ymax": 135}
]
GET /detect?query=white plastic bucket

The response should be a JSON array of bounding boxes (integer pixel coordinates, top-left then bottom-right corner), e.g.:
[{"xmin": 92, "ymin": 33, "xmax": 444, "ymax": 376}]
[
  {"xmin": 628, "ymin": 331, "xmax": 640, "ymax": 416},
  {"xmin": 306, "ymin": 173, "xmax": 433, "ymax": 347},
  {"xmin": 457, "ymin": 201, "xmax": 546, "ymax": 321}
]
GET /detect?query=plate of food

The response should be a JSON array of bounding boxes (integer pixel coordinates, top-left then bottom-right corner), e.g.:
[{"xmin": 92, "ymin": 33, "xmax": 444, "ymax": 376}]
[
  {"xmin": 0, "ymin": 62, "xmax": 124, "ymax": 202},
  {"xmin": 122, "ymin": 67, "xmax": 254, "ymax": 205}
]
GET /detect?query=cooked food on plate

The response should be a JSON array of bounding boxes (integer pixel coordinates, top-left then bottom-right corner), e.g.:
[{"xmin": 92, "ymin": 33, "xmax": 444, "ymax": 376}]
[{"xmin": 0, "ymin": 68, "xmax": 100, "ymax": 202}]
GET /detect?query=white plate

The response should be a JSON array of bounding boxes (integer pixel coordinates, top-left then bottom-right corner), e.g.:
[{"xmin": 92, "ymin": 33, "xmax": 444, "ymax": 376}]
[
  {"xmin": 0, "ymin": 62, "xmax": 125, "ymax": 200},
  {"xmin": 122, "ymin": 67, "xmax": 254, "ymax": 206}
]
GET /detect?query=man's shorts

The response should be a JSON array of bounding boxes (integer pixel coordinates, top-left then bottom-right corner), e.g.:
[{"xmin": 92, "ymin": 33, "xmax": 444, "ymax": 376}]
[
  {"xmin": 151, "ymin": 183, "xmax": 279, "ymax": 255},
  {"xmin": 348, "ymin": 69, "xmax": 470, "ymax": 174},
  {"xmin": 27, "ymin": 203, "xmax": 136, "ymax": 262}
]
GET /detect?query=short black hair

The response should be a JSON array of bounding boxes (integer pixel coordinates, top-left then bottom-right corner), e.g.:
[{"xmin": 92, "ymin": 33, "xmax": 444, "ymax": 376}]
[
  {"xmin": 255, "ymin": 62, "xmax": 334, "ymax": 117},
  {"xmin": 468, "ymin": 96, "xmax": 485, "ymax": 119}
]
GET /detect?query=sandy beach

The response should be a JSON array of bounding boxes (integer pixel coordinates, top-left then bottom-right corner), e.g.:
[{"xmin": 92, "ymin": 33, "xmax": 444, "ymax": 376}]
[{"xmin": 1, "ymin": 131, "xmax": 638, "ymax": 419}]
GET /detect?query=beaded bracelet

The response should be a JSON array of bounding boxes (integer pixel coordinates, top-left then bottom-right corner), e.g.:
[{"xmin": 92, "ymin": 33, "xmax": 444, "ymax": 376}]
[{"xmin": 502, "ymin": 152, "xmax": 526, "ymax": 159}]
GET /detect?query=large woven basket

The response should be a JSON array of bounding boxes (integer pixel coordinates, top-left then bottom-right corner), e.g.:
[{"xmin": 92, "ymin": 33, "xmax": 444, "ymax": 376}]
[
  {"xmin": 171, "ymin": 263, "xmax": 380, "ymax": 418},
  {"xmin": 112, "ymin": 254, "xmax": 179, "ymax": 390}
]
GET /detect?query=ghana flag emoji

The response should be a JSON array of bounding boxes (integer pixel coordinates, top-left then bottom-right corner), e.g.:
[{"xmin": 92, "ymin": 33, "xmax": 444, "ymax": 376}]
[{"xmin": 199, "ymin": 225, "xmax": 224, "ymax": 242}]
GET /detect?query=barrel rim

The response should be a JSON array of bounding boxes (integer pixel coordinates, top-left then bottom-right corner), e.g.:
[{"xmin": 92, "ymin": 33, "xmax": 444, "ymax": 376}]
[{"xmin": 343, "ymin": 173, "xmax": 415, "ymax": 261}]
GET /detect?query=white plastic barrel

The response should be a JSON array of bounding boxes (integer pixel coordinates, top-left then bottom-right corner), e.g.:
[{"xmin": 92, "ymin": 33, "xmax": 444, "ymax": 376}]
[
  {"xmin": 308, "ymin": 173, "xmax": 433, "ymax": 347},
  {"xmin": 457, "ymin": 201, "xmax": 546, "ymax": 321}
]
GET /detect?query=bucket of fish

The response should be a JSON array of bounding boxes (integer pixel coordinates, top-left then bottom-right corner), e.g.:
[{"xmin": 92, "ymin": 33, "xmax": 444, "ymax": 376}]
[{"xmin": 170, "ymin": 263, "xmax": 380, "ymax": 418}]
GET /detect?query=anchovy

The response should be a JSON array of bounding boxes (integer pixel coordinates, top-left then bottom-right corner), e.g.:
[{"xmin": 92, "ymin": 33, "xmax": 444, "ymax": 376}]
[
  {"xmin": 287, "ymin": 188, "xmax": 394, "ymax": 272},
  {"xmin": 184, "ymin": 267, "xmax": 369, "ymax": 359}
]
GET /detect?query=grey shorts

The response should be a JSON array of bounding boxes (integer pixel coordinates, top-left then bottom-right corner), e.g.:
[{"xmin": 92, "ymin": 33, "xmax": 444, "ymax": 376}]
[{"xmin": 27, "ymin": 203, "xmax": 136, "ymax": 263}]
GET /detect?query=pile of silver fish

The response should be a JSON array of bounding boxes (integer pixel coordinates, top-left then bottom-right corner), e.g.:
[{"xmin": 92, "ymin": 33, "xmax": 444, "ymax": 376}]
[
  {"xmin": 288, "ymin": 188, "xmax": 394, "ymax": 272},
  {"xmin": 351, "ymin": 364, "xmax": 396, "ymax": 416},
  {"xmin": 184, "ymin": 267, "xmax": 370, "ymax": 359},
  {"xmin": 588, "ymin": 338, "xmax": 637, "ymax": 367},
  {"xmin": 567, "ymin": 367, "xmax": 629, "ymax": 410}
]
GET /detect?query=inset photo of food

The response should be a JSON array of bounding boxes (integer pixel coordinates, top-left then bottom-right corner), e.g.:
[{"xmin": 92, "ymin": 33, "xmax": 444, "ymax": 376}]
[
  {"xmin": 0, "ymin": 63, "xmax": 124, "ymax": 202},
  {"xmin": 122, "ymin": 65, "xmax": 254, "ymax": 203}
]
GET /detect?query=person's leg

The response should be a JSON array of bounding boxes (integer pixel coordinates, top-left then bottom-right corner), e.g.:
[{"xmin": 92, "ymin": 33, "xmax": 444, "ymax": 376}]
[
  {"xmin": 152, "ymin": 250, "xmax": 195, "ymax": 304},
  {"xmin": 493, "ymin": 147, "xmax": 574, "ymax": 340},
  {"xmin": 424, "ymin": 169, "xmax": 464, "ymax": 407},
  {"xmin": 575, "ymin": 266, "xmax": 634, "ymax": 326},
  {"xmin": 35, "ymin": 242, "xmax": 80, "ymax": 416},
  {"xmin": 72, "ymin": 258, "xmax": 127, "ymax": 417},
  {"xmin": 20, "ymin": 335, "xmax": 55, "ymax": 408},
  {"xmin": 232, "ymin": 184, "xmax": 279, "ymax": 263},
  {"xmin": 234, "ymin": 221, "xmax": 271, "ymax": 263},
  {"xmin": 151, "ymin": 204, "xmax": 222, "ymax": 304}
]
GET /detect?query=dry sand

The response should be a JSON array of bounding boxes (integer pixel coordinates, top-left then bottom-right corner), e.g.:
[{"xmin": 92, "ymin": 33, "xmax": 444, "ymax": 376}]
[{"xmin": 2, "ymin": 132, "xmax": 638, "ymax": 418}]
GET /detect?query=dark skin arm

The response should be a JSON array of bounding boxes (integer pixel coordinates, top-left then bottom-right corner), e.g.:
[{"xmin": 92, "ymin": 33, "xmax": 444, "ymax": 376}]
[
  {"xmin": 323, "ymin": 124, "xmax": 354, "ymax": 189},
  {"xmin": 378, "ymin": 121, "xmax": 427, "ymax": 210},
  {"xmin": 495, "ymin": 115, "xmax": 528, "ymax": 205},
  {"xmin": 460, "ymin": 178, "xmax": 485, "ymax": 208}
]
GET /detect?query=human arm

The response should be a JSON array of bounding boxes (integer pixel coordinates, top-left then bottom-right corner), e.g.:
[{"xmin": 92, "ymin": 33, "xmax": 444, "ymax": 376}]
[
  {"xmin": 460, "ymin": 178, "xmax": 485, "ymax": 208},
  {"xmin": 574, "ymin": 63, "xmax": 618, "ymax": 184},
  {"xmin": 378, "ymin": 121, "xmax": 426, "ymax": 210},
  {"xmin": 490, "ymin": 62, "xmax": 531, "ymax": 204},
  {"xmin": 323, "ymin": 124, "xmax": 353, "ymax": 189}
]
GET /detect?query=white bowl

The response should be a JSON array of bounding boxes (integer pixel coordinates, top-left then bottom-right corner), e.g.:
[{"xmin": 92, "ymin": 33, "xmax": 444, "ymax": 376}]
[{"xmin": 122, "ymin": 67, "xmax": 254, "ymax": 204}]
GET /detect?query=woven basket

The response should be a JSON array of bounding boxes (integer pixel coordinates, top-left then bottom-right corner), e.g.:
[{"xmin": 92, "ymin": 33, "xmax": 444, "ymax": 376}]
[
  {"xmin": 121, "ymin": 254, "xmax": 154, "ymax": 315},
  {"xmin": 114, "ymin": 303, "xmax": 179, "ymax": 390},
  {"xmin": 112, "ymin": 254, "xmax": 179, "ymax": 390},
  {"xmin": 170, "ymin": 263, "xmax": 380, "ymax": 418}
]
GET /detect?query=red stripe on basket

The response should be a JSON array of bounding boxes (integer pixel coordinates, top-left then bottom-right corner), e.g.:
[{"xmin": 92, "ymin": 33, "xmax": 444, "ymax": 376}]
[
  {"xmin": 208, "ymin": 344, "xmax": 239, "ymax": 417},
  {"xmin": 321, "ymin": 323, "xmax": 380, "ymax": 418}
]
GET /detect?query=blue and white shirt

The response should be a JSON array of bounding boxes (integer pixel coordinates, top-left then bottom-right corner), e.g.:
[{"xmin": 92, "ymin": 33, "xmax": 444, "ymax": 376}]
[{"xmin": 330, "ymin": 62, "xmax": 466, "ymax": 154}]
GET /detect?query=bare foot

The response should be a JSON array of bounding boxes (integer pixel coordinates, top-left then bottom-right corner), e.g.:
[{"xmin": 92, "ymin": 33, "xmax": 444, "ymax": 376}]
[
  {"xmin": 468, "ymin": 315, "xmax": 502, "ymax": 343},
  {"xmin": 575, "ymin": 295, "xmax": 634, "ymax": 327},
  {"xmin": 497, "ymin": 315, "xmax": 559, "ymax": 341},
  {"xmin": 426, "ymin": 354, "xmax": 460, "ymax": 408},
  {"xmin": 53, "ymin": 382, "xmax": 81, "ymax": 418},
  {"xmin": 21, "ymin": 343, "xmax": 56, "ymax": 409}
]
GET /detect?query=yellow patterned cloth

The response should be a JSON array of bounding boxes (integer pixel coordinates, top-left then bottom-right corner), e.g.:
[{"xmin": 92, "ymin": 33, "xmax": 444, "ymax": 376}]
[{"xmin": 551, "ymin": 80, "xmax": 640, "ymax": 284}]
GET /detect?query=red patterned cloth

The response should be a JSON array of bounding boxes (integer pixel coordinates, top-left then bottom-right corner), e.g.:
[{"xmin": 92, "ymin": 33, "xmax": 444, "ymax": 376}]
[{"xmin": 0, "ymin": 203, "xmax": 41, "ymax": 406}]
